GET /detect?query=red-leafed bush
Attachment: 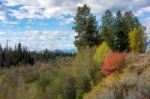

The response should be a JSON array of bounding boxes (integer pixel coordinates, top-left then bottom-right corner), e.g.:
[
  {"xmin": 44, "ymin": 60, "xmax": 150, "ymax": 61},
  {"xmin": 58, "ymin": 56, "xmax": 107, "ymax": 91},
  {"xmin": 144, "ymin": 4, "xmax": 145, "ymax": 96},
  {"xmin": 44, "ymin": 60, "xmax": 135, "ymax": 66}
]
[{"xmin": 101, "ymin": 52, "xmax": 125, "ymax": 75}]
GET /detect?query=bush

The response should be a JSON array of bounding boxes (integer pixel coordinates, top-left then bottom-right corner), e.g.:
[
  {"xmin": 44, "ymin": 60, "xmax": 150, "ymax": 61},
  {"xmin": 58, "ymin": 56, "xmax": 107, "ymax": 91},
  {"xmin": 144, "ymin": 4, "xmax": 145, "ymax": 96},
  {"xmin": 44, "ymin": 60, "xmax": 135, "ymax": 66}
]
[
  {"xmin": 101, "ymin": 52, "xmax": 125, "ymax": 75},
  {"xmin": 71, "ymin": 47, "xmax": 104, "ymax": 97},
  {"xmin": 94, "ymin": 42, "xmax": 111, "ymax": 65}
]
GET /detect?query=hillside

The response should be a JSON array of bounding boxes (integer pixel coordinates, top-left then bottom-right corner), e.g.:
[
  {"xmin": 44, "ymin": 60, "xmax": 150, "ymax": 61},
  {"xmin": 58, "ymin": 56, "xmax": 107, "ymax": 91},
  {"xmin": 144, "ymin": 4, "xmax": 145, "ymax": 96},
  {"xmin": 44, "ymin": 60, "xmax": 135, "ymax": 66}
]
[
  {"xmin": 84, "ymin": 53, "xmax": 150, "ymax": 99},
  {"xmin": 0, "ymin": 2, "xmax": 149, "ymax": 99}
]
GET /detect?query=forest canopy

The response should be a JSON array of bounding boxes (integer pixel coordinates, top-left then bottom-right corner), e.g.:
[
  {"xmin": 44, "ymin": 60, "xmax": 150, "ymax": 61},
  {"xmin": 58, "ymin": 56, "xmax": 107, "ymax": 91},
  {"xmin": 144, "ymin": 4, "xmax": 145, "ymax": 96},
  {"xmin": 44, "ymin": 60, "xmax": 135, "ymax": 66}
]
[{"xmin": 73, "ymin": 4, "xmax": 147, "ymax": 52}]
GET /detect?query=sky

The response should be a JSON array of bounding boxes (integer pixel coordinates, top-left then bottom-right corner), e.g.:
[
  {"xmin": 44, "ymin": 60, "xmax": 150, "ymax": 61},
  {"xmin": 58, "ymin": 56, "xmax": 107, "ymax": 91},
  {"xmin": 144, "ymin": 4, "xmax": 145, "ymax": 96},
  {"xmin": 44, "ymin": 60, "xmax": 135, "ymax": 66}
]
[{"xmin": 0, "ymin": 0, "xmax": 150, "ymax": 50}]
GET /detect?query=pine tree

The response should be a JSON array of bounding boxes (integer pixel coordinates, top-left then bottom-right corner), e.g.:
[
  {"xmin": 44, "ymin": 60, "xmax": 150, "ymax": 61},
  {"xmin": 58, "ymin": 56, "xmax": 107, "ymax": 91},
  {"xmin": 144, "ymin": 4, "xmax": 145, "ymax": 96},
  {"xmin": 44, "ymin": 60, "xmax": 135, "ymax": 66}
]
[
  {"xmin": 113, "ymin": 10, "xmax": 129, "ymax": 52},
  {"xmin": 100, "ymin": 10, "xmax": 114, "ymax": 48},
  {"xmin": 123, "ymin": 11, "xmax": 140, "ymax": 32},
  {"xmin": 73, "ymin": 4, "xmax": 101, "ymax": 49},
  {"xmin": 100, "ymin": 10, "xmax": 142, "ymax": 52},
  {"xmin": 0, "ymin": 45, "xmax": 4, "ymax": 67},
  {"xmin": 122, "ymin": 11, "xmax": 141, "ymax": 51},
  {"xmin": 1, "ymin": 51, "xmax": 5, "ymax": 68},
  {"xmin": 17, "ymin": 43, "xmax": 23, "ymax": 62}
]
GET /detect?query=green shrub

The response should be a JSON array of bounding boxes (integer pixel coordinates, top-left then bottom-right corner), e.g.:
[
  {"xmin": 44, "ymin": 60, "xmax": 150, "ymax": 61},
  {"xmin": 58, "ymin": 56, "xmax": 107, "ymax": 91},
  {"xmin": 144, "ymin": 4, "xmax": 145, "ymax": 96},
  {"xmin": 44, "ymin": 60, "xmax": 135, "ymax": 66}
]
[
  {"xmin": 71, "ymin": 47, "xmax": 104, "ymax": 98},
  {"xmin": 76, "ymin": 89, "xmax": 84, "ymax": 99}
]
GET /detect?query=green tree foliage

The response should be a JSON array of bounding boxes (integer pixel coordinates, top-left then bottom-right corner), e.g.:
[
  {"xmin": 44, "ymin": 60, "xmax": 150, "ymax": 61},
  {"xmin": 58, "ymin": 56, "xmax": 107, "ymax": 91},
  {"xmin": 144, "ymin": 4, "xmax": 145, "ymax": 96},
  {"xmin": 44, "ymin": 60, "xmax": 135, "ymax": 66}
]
[
  {"xmin": 0, "ymin": 43, "xmax": 35, "ymax": 68},
  {"xmin": 94, "ymin": 42, "xmax": 111, "ymax": 65},
  {"xmin": 100, "ymin": 10, "xmax": 142, "ymax": 52},
  {"xmin": 33, "ymin": 49, "xmax": 75, "ymax": 61},
  {"xmin": 0, "ymin": 43, "xmax": 75, "ymax": 68},
  {"xmin": 123, "ymin": 11, "xmax": 140, "ymax": 33},
  {"xmin": 112, "ymin": 11, "xmax": 129, "ymax": 51},
  {"xmin": 100, "ymin": 10, "xmax": 114, "ymax": 49},
  {"xmin": 128, "ymin": 26, "xmax": 147, "ymax": 53},
  {"xmin": 73, "ymin": 4, "xmax": 101, "ymax": 49},
  {"xmin": 122, "ymin": 11, "xmax": 141, "ymax": 51}
]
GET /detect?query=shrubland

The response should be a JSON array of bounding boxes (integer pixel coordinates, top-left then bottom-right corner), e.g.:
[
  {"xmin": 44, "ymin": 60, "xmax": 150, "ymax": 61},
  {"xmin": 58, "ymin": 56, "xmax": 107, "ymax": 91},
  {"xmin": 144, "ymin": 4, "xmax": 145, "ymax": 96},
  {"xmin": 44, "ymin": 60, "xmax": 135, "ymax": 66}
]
[
  {"xmin": 0, "ymin": 57, "xmax": 74, "ymax": 99},
  {"xmin": 0, "ymin": 46, "xmax": 104, "ymax": 99},
  {"xmin": 0, "ymin": 4, "xmax": 148, "ymax": 99}
]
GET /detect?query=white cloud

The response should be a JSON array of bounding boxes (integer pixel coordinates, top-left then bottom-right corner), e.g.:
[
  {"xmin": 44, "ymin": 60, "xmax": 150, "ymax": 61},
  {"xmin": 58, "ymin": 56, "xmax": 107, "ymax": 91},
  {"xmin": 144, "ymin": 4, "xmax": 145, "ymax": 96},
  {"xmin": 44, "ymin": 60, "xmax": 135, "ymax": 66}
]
[
  {"xmin": 135, "ymin": 6, "xmax": 150, "ymax": 16},
  {"xmin": 59, "ymin": 17, "xmax": 74, "ymax": 25},
  {"xmin": 0, "ymin": 0, "xmax": 150, "ymax": 50},
  {"xmin": 0, "ymin": 30, "xmax": 76, "ymax": 50},
  {"xmin": 0, "ymin": 30, "xmax": 5, "ymax": 35},
  {"xmin": 2, "ymin": 0, "xmax": 149, "ymax": 23},
  {"xmin": 5, "ymin": 0, "xmax": 79, "ymax": 20},
  {"xmin": 0, "ymin": 11, "xmax": 6, "ymax": 21}
]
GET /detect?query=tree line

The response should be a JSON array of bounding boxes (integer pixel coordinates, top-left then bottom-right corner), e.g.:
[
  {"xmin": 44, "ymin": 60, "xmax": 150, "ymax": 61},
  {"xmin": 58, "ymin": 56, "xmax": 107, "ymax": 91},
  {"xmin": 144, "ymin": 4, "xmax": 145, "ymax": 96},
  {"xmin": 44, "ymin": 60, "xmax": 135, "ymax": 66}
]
[
  {"xmin": 0, "ymin": 43, "xmax": 34, "ymax": 68},
  {"xmin": 0, "ymin": 43, "xmax": 75, "ymax": 68},
  {"xmin": 32, "ymin": 49, "xmax": 75, "ymax": 61},
  {"xmin": 73, "ymin": 4, "xmax": 147, "ymax": 52}
]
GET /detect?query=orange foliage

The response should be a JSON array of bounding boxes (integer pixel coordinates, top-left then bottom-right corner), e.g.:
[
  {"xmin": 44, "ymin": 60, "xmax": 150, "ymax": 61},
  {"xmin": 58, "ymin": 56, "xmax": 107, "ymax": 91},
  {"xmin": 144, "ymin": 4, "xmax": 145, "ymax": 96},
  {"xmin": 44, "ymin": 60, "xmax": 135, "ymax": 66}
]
[{"xmin": 101, "ymin": 52, "xmax": 125, "ymax": 75}]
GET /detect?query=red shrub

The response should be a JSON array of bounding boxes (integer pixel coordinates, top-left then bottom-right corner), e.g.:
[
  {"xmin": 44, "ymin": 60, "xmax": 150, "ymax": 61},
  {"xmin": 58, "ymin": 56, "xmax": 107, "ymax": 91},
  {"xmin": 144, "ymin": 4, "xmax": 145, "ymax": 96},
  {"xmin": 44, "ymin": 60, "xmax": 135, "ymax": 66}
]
[{"xmin": 101, "ymin": 52, "xmax": 125, "ymax": 75}]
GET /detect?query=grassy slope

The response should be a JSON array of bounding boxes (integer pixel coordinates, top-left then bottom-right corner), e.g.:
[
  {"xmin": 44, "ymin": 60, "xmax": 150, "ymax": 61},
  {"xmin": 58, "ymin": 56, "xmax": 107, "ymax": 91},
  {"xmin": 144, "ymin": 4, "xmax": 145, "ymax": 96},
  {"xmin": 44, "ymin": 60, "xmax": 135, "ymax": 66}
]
[{"xmin": 84, "ymin": 53, "xmax": 150, "ymax": 99}]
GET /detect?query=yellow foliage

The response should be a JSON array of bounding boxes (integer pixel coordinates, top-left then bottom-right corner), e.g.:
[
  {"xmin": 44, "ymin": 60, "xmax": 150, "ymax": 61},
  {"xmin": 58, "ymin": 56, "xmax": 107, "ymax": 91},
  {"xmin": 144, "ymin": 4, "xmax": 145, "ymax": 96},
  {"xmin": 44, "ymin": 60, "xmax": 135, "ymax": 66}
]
[
  {"xmin": 128, "ymin": 27, "xmax": 147, "ymax": 53},
  {"xmin": 94, "ymin": 42, "xmax": 111, "ymax": 65}
]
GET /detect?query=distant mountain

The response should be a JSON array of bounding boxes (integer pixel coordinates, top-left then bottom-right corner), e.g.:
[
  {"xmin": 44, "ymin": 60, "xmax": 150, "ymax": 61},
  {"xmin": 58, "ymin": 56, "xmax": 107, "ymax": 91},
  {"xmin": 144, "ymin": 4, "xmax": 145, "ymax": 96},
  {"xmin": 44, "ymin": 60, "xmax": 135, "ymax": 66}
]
[
  {"xmin": 54, "ymin": 49, "xmax": 77, "ymax": 53},
  {"xmin": 62, "ymin": 49, "xmax": 77, "ymax": 53}
]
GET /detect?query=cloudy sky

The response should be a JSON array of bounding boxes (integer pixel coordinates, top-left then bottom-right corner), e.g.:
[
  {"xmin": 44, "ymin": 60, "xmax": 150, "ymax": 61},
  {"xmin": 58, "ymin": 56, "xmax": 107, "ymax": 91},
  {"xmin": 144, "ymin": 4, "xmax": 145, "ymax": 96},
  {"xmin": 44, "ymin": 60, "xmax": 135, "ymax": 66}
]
[{"xmin": 0, "ymin": 0, "xmax": 150, "ymax": 50}]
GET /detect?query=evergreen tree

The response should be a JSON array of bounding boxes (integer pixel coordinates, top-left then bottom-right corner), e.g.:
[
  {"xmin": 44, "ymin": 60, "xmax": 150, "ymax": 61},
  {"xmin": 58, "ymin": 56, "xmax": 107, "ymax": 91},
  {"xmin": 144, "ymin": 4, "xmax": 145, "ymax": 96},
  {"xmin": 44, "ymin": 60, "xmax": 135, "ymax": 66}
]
[
  {"xmin": 100, "ymin": 10, "xmax": 142, "ymax": 52},
  {"xmin": 17, "ymin": 43, "xmax": 23, "ymax": 62},
  {"xmin": 0, "ymin": 44, "xmax": 3, "ymax": 67},
  {"xmin": 123, "ymin": 11, "xmax": 140, "ymax": 32},
  {"xmin": 113, "ymin": 10, "xmax": 129, "ymax": 51},
  {"xmin": 100, "ymin": 10, "xmax": 114, "ymax": 48},
  {"xmin": 73, "ymin": 4, "xmax": 101, "ymax": 49},
  {"xmin": 1, "ymin": 51, "xmax": 5, "ymax": 68},
  {"xmin": 0, "ymin": 43, "xmax": 35, "ymax": 67},
  {"xmin": 122, "ymin": 11, "xmax": 141, "ymax": 51}
]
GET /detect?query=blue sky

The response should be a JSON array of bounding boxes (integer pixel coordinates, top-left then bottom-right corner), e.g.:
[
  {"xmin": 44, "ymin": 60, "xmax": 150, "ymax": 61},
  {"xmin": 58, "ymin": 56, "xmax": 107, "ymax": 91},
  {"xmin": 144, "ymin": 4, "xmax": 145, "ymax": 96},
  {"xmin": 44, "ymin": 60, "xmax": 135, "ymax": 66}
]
[{"xmin": 0, "ymin": 0, "xmax": 150, "ymax": 50}]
